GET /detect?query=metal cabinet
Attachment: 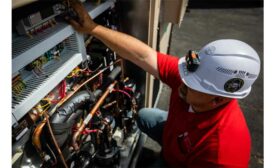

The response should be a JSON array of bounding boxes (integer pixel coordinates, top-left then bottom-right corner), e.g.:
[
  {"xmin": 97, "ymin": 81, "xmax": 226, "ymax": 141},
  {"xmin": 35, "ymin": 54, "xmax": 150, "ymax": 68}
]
[{"xmin": 12, "ymin": 0, "xmax": 116, "ymax": 126}]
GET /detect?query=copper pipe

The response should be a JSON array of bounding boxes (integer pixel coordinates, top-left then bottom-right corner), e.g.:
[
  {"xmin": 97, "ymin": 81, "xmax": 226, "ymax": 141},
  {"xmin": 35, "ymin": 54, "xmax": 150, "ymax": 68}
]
[
  {"xmin": 29, "ymin": 60, "xmax": 122, "ymax": 165},
  {"xmin": 49, "ymin": 59, "xmax": 122, "ymax": 116},
  {"xmin": 44, "ymin": 113, "xmax": 68, "ymax": 168},
  {"xmin": 102, "ymin": 100, "xmax": 117, "ymax": 109},
  {"xmin": 72, "ymin": 81, "xmax": 117, "ymax": 151},
  {"xmin": 32, "ymin": 117, "xmax": 47, "ymax": 155}
]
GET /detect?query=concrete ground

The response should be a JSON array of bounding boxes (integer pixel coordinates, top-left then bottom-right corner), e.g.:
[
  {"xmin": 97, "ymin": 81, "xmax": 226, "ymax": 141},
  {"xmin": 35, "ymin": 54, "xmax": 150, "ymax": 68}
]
[{"xmin": 137, "ymin": 7, "xmax": 263, "ymax": 168}]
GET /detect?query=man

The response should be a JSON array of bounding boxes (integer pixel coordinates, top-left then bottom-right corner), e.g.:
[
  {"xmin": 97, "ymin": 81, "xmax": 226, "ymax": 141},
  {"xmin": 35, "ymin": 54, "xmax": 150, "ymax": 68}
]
[{"xmin": 68, "ymin": 1, "xmax": 261, "ymax": 167}]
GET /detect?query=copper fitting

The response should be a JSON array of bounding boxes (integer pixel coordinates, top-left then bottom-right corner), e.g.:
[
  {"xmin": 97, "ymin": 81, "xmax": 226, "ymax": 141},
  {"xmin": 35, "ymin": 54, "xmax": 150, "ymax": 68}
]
[
  {"xmin": 45, "ymin": 114, "xmax": 68, "ymax": 168},
  {"xmin": 102, "ymin": 100, "xmax": 117, "ymax": 109},
  {"xmin": 71, "ymin": 124, "xmax": 85, "ymax": 151},
  {"xmin": 32, "ymin": 117, "xmax": 47, "ymax": 155},
  {"xmin": 71, "ymin": 81, "xmax": 117, "ymax": 151}
]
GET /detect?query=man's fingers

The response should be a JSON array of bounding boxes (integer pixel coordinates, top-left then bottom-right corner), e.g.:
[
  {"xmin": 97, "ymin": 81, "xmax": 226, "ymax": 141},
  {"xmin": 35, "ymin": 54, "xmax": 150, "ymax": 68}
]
[
  {"xmin": 70, "ymin": 0, "xmax": 85, "ymax": 15},
  {"xmin": 68, "ymin": 19, "xmax": 81, "ymax": 31},
  {"xmin": 69, "ymin": 0, "xmax": 86, "ymax": 25}
]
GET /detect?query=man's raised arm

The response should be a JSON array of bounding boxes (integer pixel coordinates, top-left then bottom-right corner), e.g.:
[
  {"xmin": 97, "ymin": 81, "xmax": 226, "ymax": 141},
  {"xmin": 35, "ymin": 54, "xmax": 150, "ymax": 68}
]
[{"xmin": 68, "ymin": 1, "xmax": 159, "ymax": 79}]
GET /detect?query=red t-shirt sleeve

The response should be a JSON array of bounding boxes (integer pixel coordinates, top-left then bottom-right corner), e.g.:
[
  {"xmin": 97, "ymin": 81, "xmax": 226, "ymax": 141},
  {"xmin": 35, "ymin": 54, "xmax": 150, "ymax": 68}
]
[{"xmin": 157, "ymin": 52, "xmax": 181, "ymax": 88}]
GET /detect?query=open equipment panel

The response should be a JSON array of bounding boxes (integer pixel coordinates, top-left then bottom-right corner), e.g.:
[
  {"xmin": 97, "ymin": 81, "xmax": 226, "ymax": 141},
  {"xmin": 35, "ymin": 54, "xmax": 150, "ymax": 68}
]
[
  {"xmin": 12, "ymin": 0, "xmax": 189, "ymax": 167},
  {"xmin": 12, "ymin": 1, "xmax": 146, "ymax": 167}
]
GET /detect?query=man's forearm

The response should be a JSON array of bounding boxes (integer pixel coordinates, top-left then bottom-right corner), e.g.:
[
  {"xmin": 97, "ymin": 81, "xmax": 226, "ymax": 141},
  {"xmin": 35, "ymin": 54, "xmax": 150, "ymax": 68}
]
[{"xmin": 89, "ymin": 25, "xmax": 159, "ymax": 78}]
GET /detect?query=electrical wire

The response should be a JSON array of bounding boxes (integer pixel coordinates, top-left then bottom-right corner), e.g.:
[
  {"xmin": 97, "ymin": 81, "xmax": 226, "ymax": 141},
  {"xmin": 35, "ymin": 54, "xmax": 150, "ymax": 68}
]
[
  {"xmin": 67, "ymin": 68, "xmax": 81, "ymax": 78},
  {"xmin": 81, "ymin": 129, "xmax": 100, "ymax": 135},
  {"xmin": 43, "ymin": 97, "xmax": 59, "ymax": 104},
  {"xmin": 123, "ymin": 87, "xmax": 134, "ymax": 92},
  {"xmin": 40, "ymin": 102, "xmax": 50, "ymax": 108},
  {"xmin": 45, "ymin": 143, "xmax": 57, "ymax": 166},
  {"xmin": 91, "ymin": 63, "xmax": 103, "ymax": 72},
  {"xmin": 112, "ymin": 89, "xmax": 132, "ymax": 99},
  {"xmin": 38, "ymin": 104, "xmax": 51, "ymax": 116}
]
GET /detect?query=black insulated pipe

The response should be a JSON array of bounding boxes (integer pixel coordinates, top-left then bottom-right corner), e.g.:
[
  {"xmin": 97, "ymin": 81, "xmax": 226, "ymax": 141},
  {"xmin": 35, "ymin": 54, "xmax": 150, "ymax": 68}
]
[
  {"xmin": 51, "ymin": 90, "xmax": 94, "ymax": 124},
  {"xmin": 49, "ymin": 90, "xmax": 102, "ymax": 147},
  {"xmin": 108, "ymin": 66, "xmax": 121, "ymax": 82},
  {"xmin": 102, "ymin": 66, "xmax": 122, "ymax": 89}
]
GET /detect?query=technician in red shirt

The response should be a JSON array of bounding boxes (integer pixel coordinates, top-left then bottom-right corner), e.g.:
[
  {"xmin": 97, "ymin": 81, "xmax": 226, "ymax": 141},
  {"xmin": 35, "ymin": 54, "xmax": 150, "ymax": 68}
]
[{"xmin": 68, "ymin": 2, "xmax": 261, "ymax": 167}]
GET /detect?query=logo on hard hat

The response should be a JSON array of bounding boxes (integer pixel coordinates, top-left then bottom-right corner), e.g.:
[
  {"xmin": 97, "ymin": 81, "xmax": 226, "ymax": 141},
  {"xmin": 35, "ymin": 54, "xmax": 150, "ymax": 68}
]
[
  {"xmin": 205, "ymin": 46, "xmax": 216, "ymax": 55},
  {"xmin": 224, "ymin": 78, "xmax": 244, "ymax": 93}
]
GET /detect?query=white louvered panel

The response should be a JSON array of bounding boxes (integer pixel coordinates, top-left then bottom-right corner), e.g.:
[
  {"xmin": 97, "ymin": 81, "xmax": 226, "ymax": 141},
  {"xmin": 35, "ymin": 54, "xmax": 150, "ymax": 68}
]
[
  {"xmin": 12, "ymin": 0, "xmax": 115, "ymax": 76},
  {"xmin": 87, "ymin": 0, "xmax": 115, "ymax": 19},
  {"xmin": 12, "ymin": 23, "xmax": 66, "ymax": 57},
  {"xmin": 12, "ymin": 23, "xmax": 74, "ymax": 75},
  {"xmin": 12, "ymin": 51, "xmax": 83, "ymax": 121}
]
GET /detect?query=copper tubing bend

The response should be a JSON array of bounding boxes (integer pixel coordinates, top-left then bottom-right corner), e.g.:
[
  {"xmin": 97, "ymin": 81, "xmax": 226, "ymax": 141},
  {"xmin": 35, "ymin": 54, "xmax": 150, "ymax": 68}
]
[
  {"xmin": 32, "ymin": 115, "xmax": 68, "ymax": 168},
  {"xmin": 72, "ymin": 80, "xmax": 117, "ymax": 151},
  {"xmin": 45, "ymin": 113, "xmax": 68, "ymax": 168},
  {"xmin": 32, "ymin": 117, "xmax": 47, "ymax": 155}
]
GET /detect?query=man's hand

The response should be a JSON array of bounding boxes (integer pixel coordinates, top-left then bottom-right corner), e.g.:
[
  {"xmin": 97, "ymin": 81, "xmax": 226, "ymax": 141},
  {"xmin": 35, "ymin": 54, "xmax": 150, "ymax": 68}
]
[{"xmin": 66, "ymin": 0, "xmax": 98, "ymax": 35}]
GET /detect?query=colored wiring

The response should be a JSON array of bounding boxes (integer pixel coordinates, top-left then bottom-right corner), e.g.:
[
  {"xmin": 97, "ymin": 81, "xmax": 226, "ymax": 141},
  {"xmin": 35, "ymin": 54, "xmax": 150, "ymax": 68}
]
[
  {"xmin": 40, "ymin": 102, "xmax": 50, "ymax": 108},
  {"xmin": 43, "ymin": 97, "xmax": 59, "ymax": 104},
  {"xmin": 59, "ymin": 80, "xmax": 67, "ymax": 99},
  {"xmin": 35, "ymin": 103, "xmax": 51, "ymax": 116},
  {"xmin": 112, "ymin": 89, "xmax": 132, "ymax": 99},
  {"xmin": 66, "ymin": 66, "xmax": 94, "ymax": 78},
  {"xmin": 81, "ymin": 129, "xmax": 100, "ymax": 135},
  {"xmin": 123, "ymin": 87, "xmax": 134, "ymax": 92},
  {"xmin": 67, "ymin": 67, "xmax": 81, "ymax": 78}
]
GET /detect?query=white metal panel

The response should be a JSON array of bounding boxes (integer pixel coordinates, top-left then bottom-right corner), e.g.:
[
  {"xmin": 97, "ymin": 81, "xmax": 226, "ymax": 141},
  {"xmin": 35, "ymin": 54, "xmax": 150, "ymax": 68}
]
[
  {"xmin": 12, "ymin": 51, "xmax": 82, "ymax": 121},
  {"xmin": 12, "ymin": 114, "xmax": 17, "ymax": 127},
  {"xmin": 86, "ymin": 0, "xmax": 115, "ymax": 19},
  {"xmin": 12, "ymin": 23, "xmax": 74, "ymax": 75},
  {"xmin": 12, "ymin": 0, "xmax": 115, "ymax": 75}
]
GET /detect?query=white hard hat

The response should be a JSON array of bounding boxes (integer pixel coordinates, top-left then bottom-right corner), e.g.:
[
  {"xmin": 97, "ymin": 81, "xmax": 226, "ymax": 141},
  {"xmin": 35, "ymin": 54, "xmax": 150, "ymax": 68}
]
[{"xmin": 178, "ymin": 39, "xmax": 261, "ymax": 99}]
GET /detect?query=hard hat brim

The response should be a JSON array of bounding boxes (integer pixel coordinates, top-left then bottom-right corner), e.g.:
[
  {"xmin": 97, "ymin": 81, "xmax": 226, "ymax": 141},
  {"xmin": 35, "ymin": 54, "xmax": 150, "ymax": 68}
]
[{"xmin": 178, "ymin": 57, "xmax": 250, "ymax": 99}]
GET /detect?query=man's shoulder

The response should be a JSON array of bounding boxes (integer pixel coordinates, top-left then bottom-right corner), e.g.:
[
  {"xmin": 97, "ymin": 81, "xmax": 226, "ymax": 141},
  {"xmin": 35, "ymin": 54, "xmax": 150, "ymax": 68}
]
[
  {"xmin": 221, "ymin": 99, "xmax": 244, "ymax": 120},
  {"xmin": 157, "ymin": 52, "xmax": 182, "ymax": 88}
]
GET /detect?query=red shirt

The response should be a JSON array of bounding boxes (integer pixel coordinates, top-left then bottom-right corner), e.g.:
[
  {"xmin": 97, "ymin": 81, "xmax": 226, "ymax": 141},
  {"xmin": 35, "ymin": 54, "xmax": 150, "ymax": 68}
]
[{"xmin": 157, "ymin": 52, "xmax": 251, "ymax": 168}]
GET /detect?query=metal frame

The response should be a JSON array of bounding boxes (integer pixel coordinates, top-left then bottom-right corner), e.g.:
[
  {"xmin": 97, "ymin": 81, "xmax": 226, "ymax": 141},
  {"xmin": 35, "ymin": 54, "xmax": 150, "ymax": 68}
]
[{"xmin": 145, "ymin": 0, "xmax": 161, "ymax": 108}]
